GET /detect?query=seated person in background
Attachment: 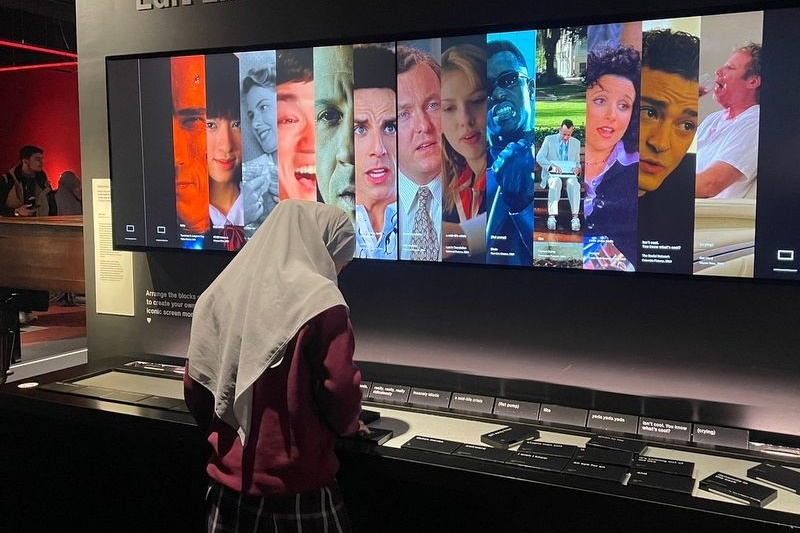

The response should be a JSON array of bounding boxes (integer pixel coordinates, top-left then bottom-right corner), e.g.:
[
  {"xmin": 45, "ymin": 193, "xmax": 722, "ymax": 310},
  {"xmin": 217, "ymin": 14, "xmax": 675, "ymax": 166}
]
[
  {"xmin": 2, "ymin": 145, "xmax": 56, "ymax": 321},
  {"xmin": 55, "ymin": 170, "xmax": 83, "ymax": 215},
  {"xmin": 53, "ymin": 170, "xmax": 85, "ymax": 304},
  {"xmin": 536, "ymin": 118, "xmax": 582, "ymax": 232},
  {"xmin": 3, "ymin": 145, "xmax": 56, "ymax": 217},
  {"xmin": 695, "ymin": 42, "xmax": 761, "ymax": 198}
]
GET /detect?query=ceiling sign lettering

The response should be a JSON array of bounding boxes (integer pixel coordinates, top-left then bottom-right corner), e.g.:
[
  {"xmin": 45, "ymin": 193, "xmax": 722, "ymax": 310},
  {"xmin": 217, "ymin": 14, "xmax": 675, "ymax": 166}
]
[{"xmin": 137, "ymin": 0, "xmax": 238, "ymax": 11}]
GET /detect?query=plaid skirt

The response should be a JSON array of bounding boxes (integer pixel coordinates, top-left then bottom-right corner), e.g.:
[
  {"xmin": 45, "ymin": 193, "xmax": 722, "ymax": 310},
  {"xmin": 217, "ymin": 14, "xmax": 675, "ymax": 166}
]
[{"xmin": 206, "ymin": 480, "xmax": 352, "ymax": 533}]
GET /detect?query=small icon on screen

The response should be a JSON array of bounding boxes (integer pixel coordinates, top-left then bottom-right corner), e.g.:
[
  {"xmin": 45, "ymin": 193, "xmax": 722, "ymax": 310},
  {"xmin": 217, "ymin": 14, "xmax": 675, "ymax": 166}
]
[
  {"xmin": 156, "ymin": 226, "xmax": 166, "ymax": 234},
  {"xmin": 777, "ymin": 249, "xmax": 795, "ymax": 261},
  {"xmin": 125, "ymin": 224, "xmax": 135, "ymax": 232}
]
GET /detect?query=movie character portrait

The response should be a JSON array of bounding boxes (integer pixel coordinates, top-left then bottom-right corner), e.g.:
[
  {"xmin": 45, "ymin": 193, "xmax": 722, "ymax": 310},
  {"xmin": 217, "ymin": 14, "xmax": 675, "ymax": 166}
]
[
  {"xmin": 314, "ymin": 45, "xmax": 356, "ymax": 223},
  {"xmin": 353, "ymin": 43, "xmax": 398, "ymax": 260},
  {"xmin": 171, "ymin": 55, "xmax": 210, "ymax": 236},
  {"xmin": 485, "ymin": 34, "xmax": 536, "ymax": 266},
  {"xmin": 239, "ymin": 51, "xmax": 280, "ymax": 232},
  {"xmin": 440, "ymin": 43, "xmax": 487, "ymax": 262},
  {"xmin": 637, "ymin": 27, "xmax": 700, "ymax": 273},
  {"xmin": 206, "ymin": 53, "xmax": 245, "ymax": 251},
  {"xmin": 536, "ymin": 118, "xmax": 582, "ymax": 232},
  {"xmin": 396, "ymin": 42, "xmax": 443, "ymax": 261},
  {"xmin": 695, "ymin": 42, "xmax": 761, "ymax": 198},
  {"xmin": 582, "ymin": 42, "xmax": 640, "ymax": 268},
  {"xmin": 276, "ymin": 48, "xmax": 317, "ymax": 202}
]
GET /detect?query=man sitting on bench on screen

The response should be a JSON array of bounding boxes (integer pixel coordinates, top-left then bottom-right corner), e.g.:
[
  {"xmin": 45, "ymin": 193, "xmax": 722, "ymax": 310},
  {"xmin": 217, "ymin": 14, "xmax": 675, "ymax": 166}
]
[{"xmin": 537, "ymin": 119, "xmax": 582, "ymax": 231}]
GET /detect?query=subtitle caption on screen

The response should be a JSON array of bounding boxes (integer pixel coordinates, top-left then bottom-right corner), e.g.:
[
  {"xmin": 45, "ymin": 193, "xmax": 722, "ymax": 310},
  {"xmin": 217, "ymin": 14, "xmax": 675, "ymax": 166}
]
[
  {"xmin": 641, "ymin": 240, "xmax": 681, "ymax": 265},
  {"xmin": 145, "ymin": 290, "xmax": 197, "ymax": 319}
]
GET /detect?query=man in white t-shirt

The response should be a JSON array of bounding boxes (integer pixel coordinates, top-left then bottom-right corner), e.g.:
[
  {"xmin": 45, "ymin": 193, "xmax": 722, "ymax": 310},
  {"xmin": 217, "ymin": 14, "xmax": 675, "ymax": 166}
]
[{"xmin": 695, "ymin": 43, "xmax": 761, "ymax": 199}]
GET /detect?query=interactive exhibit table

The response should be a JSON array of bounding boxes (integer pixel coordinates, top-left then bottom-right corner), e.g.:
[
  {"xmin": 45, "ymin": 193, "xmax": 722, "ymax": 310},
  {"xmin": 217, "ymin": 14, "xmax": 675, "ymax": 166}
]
[{"xmin": 1, "ymin": 357, "xmax": 799, "ymax": 532}]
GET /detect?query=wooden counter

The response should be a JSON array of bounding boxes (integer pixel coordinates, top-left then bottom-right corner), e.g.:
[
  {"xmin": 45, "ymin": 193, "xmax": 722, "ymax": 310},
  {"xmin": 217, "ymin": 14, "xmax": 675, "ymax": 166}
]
[{"xmin": 0, "ymin": 215, "xmax": 85, "ymax": 293}]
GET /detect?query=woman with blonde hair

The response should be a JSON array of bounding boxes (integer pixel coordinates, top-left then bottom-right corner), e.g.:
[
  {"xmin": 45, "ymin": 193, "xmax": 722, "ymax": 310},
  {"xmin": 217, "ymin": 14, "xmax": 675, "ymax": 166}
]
[{"xmin": 440, "ymin": 43, "xmax": 488, "ymax": 262}]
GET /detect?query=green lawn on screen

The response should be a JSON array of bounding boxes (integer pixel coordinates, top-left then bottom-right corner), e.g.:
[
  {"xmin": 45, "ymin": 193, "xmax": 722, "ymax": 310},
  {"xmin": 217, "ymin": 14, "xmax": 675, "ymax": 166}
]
[{"xmin": 534, "ymin": 100, "xmax": 587, "ymax": 129}]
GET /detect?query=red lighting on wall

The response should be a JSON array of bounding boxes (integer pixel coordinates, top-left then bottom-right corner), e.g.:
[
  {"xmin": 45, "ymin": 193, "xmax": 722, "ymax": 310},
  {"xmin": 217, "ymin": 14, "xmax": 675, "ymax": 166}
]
[
  {"xmin": 0, "ymin": 39, "xmax": 78, "ymax": 59},
  {"xmin": 0, "ymin": 64, "xmax": 81, "ymax": 189},
  {"xmin": 0, "ymin": 61, "xmax": 77, "ymax": 73}
]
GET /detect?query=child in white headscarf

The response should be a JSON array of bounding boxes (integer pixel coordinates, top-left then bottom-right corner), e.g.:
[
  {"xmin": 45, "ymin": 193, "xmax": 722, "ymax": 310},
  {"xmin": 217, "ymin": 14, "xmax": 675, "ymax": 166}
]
[{"xmin": 185, "ymin": 199, "xmax": 363, "ymax": 532}]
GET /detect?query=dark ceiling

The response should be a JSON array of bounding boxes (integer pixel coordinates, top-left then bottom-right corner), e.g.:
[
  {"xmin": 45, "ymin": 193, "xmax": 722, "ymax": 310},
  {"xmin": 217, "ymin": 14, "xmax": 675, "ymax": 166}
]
[{"xmin": 0, "ymin": 0, "xmax": 76, "ymax": 71}]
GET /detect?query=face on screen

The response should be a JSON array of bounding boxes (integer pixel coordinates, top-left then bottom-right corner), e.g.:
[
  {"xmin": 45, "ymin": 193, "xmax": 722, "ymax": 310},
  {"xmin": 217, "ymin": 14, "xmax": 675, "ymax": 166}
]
[
  {"xmin": 585, "ymin": 74, "xmax": 635, "ymax": 155},
  {"xmin": 487, "ymin": 50, "xmax": 531, "ymax": 138},
  {"xmin": 442, "ymin": 67, "xmax": 487, "ymax": 167},
  {"xmin": 245, "ymin": 84, "xmax": 278, "ymax": 155},
  {"xmin": 315, "ymin": 46, "xmax": 355, "ymax": 222},
  {"xmin": 277, "ymin": 81, "xmax": 317, "ymax": 201},
  {"xmin": 713, "ymin": 50, "xmax": 759, "ymax": 109},
  {"xmin": 354, "ymin": 87, "xmax": 397, "ymax": 210},
  {"xmin": 639, "ymin": 67, "xmax": 698, "ymax": 194},
  {"xmin": 171, "ymin": 55, "xmax": 210, "ymax": 234},
  {"xmin": 397, "ymin": 63, "xmax": 442, "ymax": 185},
  {"xmin": 206, "ymin": 117, "xmax": 242, "ymax": 184}
]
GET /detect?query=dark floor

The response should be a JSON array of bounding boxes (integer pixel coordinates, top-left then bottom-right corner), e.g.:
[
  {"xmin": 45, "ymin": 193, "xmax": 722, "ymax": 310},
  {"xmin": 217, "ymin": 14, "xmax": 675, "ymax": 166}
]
[{"xmin": 20, "ymin": 300, "xmax": 86, "ymax": 360}]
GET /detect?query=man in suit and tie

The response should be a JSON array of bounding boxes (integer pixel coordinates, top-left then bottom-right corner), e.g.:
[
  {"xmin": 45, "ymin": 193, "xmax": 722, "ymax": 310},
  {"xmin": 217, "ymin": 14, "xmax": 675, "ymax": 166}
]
[
  {"xmin": 536, "ymin": 119, "xmax": 582, "ymax": 231},
  {"xmin": 396, "ymin": 44, "xmax": 443, "ymax": 261}
]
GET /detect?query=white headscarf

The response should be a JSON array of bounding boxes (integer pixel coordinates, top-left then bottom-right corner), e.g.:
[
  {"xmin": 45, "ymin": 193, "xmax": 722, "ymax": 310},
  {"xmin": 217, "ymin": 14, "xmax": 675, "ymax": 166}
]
[{"xmin": 187, "ymin": 200, "xmax": 356, "ymax": 445}]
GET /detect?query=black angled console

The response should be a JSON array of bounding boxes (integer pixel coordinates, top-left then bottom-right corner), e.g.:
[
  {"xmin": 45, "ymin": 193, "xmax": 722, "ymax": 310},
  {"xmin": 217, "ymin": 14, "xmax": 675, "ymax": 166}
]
[{"xmin": 3, "ymin": 359, "xmax": 800, "ymax": 533}]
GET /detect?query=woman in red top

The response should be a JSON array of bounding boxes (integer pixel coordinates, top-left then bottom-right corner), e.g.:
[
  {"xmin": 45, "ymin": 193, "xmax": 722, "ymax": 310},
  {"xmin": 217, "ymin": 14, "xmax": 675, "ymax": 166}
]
[
  {"xmin": 440, "ymin": 44, "xmax": 489, "ymax": 263},
  {"xmin": 185, "ymin": 200, "xmax": 363, "ymax": 532}
]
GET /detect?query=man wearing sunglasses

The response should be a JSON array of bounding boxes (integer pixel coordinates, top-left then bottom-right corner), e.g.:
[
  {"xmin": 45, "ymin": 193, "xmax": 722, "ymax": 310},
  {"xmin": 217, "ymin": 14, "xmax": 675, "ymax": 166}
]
[{"xmin": 485, "ymin": 39, "xmax": 535, "ymax": 266}]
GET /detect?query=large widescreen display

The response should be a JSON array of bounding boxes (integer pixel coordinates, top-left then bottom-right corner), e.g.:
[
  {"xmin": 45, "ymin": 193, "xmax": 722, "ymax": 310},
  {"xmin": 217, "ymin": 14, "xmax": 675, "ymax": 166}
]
[{"xmin": 107, "ymin": 9, "xmax": 800, "ymax": 281}]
